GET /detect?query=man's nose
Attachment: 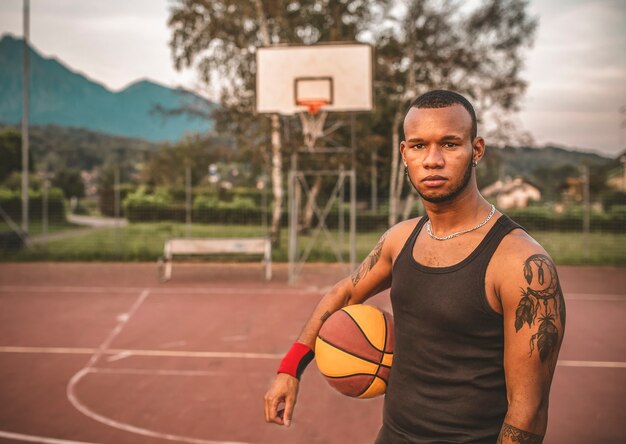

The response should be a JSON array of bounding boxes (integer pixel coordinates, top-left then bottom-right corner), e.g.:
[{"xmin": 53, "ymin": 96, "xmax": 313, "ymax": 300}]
[{"xmin": 422, "ymin": 146, "xmax": 444, "ymax": 169}]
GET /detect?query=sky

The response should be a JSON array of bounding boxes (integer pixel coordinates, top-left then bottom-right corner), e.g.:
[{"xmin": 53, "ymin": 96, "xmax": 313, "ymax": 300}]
[{"xmin": 0, "ymin": 0, "xmax": 624, "ymax": 157}]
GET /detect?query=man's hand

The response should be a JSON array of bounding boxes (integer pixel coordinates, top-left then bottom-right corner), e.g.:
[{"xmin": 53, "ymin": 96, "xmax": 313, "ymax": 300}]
[{"xmin": 264, "ymin": 373, "xmax": 299, "ymax": 427}]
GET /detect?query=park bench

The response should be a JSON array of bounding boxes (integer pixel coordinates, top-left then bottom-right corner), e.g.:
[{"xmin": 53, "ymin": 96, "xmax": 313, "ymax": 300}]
[{"xmin": 158, "ymin": 237, "xmax": 272, "ymax": 282}]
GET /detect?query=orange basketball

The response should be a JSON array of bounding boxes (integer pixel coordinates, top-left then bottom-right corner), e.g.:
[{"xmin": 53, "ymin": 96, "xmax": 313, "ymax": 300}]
[{"xmin": 315, "ymin": 304, "xmax": 394, "ymax": 398}]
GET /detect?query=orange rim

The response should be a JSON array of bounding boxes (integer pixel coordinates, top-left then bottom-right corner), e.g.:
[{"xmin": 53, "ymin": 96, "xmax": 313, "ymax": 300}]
[{"xmin": 296, "ymin": 99, "xmax": 329, "ymax": 115}]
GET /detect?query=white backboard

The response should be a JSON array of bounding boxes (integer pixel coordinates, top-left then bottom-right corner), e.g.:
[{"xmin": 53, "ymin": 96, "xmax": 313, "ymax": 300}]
[{"xmin": 256, "ymin": 43, "xmax": 373, "ymax": 115}]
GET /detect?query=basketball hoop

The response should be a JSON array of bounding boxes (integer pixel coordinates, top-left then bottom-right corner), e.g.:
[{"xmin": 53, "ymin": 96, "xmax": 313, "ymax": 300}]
[{"xmin": 297, "ymin": 99, "xmax": 329, "ymax": 150}]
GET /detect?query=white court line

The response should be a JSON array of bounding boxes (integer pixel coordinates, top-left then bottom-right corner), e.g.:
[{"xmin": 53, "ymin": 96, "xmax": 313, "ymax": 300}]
[
  {"xmin": 65, "ymin": 289, "xmax": 250, "ymax": 444},
  {"xmin": 85, "ymin": 289, "xmax": 150, "ymax": 368},
  {"xmin": 89, "ymin": 367, "xmax": 223, "ymax": 377},
  {"xmin": 0, "ymin": 285, "xmax": 323, "ymax": 295},
  {"xmin": 2, "ymin": 345, "xmax": 624, "ymax": 368},
  {"xmin": 557, "ymin": 360, "xmax": 626, "ymax": 368},
  {"xmin": 0, "ymin": 430, "xmax": 101, "ymax": 444},
  {"xmin": 2, "ymin": 285, "xmax": 624, "ymax": 299},
  {"xmin": 565, "ymin": 293, "xmax": 626, "ymax": 301},
  {"xmin": 0, "ymin": 346, "xmax": 283, "ymax": 360}
]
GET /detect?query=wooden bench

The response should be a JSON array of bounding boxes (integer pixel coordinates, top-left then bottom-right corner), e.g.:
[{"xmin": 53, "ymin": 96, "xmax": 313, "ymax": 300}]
[{"xmin": 158, "ymin": 237, "xmax": 272, "ymax": 282}]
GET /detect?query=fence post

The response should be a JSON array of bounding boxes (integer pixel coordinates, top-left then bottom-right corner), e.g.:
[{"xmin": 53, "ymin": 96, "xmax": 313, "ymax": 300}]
[{"xmin": 581, "ymin": 165, "xmax": 590, "ymax": 261}]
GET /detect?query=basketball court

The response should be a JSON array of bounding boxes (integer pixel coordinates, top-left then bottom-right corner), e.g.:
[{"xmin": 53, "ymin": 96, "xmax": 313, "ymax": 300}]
[{"xmin": 0, "ymin": 262, "xmax": 624, "ymax": 444}]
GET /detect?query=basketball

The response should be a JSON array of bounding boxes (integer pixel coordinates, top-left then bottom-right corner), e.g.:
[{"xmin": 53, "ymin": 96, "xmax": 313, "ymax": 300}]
[{"xmin": 315, "ymin": 304, "xmax": 394, "ymax": 399}]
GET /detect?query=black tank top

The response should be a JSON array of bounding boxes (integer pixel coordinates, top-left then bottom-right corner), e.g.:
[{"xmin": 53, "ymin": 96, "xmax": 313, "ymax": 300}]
[{"xmin": 376, "ymin": 214, "xmax": 523, "ymax": 444}]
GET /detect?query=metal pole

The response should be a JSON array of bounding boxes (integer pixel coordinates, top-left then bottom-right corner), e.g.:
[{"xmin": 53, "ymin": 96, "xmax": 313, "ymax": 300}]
[
  {"xmin": 581, "ymin": 165, "xmax": 590, "ymax": 261},
  {"xmin": 288, "ymin": 154, "xmax": 297, "ymax": 283},
  {"xmin": 114, "ymin": 163, "xmax": 121, "ymax": 257},
  {"xmin": 371, "ymin": 149, "xmax": 378, "ymax": 212},
  {"xmin": 261, "ymin": 177, "xmax": 268, "ymax": 235},
  {"xmin": 21, "ymin": 0, "xmax": 30, "ymax": 234},
  {"xmin": 42, "ymin": 175, "xmax": 48, "ymax": 240},
  {"xmin": 185, "ymin": 163, "xmax": 192, "ymax": 238},
  {"xmin": 349, "ymin": 114, "xmax": 356, "ymax": 269},
  {"xmin": 338, "ymin": 167, "xmax": 345, "ymax": 263}
]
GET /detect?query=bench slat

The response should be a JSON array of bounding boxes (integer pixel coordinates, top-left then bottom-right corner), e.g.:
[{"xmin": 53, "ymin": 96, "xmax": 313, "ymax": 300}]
[
  {"xmin": 160, "ymin": 237, "xmax": 271, "ymax": 282},
  {"xmin": 168, "ymin": 238, "xmax": 267, "ymax": 255}
]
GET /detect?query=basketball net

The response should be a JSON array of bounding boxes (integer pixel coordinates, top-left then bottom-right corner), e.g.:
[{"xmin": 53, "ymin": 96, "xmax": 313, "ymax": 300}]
[{"xmin": 297, "ymin": 100, "xmax": 328, "ymax": 151}]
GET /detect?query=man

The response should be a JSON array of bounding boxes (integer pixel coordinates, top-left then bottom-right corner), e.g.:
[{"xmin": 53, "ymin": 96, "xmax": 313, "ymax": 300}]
[{"xmin": 264, "ymin": 90, "xmax": 565, "ymax": 443}]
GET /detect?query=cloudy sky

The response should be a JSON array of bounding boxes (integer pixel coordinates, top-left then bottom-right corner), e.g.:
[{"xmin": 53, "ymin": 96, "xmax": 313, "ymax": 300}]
[{"xmin": 0, "ymin": 0, "xmax": 624, "ymax": 157}]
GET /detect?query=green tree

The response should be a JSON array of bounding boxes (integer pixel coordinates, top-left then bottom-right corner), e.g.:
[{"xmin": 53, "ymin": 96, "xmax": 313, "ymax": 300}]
[
  {"xmin": 52, "ymin": 168, "xmax": 85, "ymax": 199},
  {"xmin": 168, "ymin": 0, "xmax": 389, "ymax": 243},
  {"xmin": 376, "ymin": 0, "xmax": 538, "ymax": 224},
  {"xmin": 0, "ymin": 129, "xmax": 34, "ymax": 183}
]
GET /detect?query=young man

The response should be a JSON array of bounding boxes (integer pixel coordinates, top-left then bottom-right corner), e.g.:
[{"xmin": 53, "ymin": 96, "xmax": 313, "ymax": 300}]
[{"xmin": 264, "ymin": 90, "xmax": 565, "ymax": 443}]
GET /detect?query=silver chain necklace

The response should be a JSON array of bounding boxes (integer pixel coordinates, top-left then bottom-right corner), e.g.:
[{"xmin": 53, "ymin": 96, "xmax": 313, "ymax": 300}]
[{"xmin": 426, "ymin": 205, "xmax": 496, "ymax": 241}]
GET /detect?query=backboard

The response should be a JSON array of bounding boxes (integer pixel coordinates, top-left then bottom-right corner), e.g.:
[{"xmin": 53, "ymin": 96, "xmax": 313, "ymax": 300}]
[{"xmin": 256, "ymin": 43, "xmax": 373, "ymax": 115}]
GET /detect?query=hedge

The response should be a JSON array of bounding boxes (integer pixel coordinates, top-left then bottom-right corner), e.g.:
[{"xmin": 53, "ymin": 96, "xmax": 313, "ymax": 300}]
[
  {"xmin": 0, "ymin": 188, "xmax": 66, "ymax": 222},
  {"xmin": 507, "ymin": 207, "xmax": 626, "ymax": 232}
]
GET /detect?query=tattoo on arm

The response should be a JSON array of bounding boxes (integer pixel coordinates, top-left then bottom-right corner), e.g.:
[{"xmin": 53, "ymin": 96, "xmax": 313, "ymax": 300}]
[
  {"xmin": 514, "ymin": 254, "xmax": 566, "ymax": 362},
  {"xmin": 497, "ymin": 423, "xmax": 543, "ymax": 444},
  {"xmin": 351, "ymin": 231, "xmax": 388, "ymax": 287},
  {"xmin": 320, "ymin": 311, "xmax": 331, "ymax": 322}
]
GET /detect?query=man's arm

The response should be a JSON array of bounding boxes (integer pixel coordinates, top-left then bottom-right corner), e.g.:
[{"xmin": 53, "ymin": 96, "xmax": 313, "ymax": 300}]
[
  {"xmin": 294, "ymin": 230, "xmax": 393, "ymax": 349},
  {"xmin": 264, "ymin": 226, "xmax": 398, "ymax": 427},
  {"xmin": 496, "ymin": 242, "xmax": 566, "ymax": 443}
]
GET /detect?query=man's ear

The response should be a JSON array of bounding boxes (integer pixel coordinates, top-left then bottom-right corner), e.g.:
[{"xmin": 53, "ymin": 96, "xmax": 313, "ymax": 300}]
[
  {"xmin": 400, "ymin": 141, "xmax": 407, "ymax": 166},
  {"xmin": 472, "ymin": 137, "xmax": 485, "ymax": 165}
]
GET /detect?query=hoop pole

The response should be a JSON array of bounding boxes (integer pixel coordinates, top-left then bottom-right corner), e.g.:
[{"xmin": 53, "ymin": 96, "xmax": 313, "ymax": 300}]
[{"xmin": 350, "ymin": 113, "xmax": 357, "ymax": 269}]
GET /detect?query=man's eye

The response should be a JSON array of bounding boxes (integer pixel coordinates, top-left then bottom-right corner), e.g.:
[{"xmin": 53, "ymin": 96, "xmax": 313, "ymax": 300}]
[
  {"xmin": 443, "ymin": 142, "xmax": 457, "ymax": 148},
  {"xmin": 412, "ymin": 144, "xmax": 424, "ymax": 149}
]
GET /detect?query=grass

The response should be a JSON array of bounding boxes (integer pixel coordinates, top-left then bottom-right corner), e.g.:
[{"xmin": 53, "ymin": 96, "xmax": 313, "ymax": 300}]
[
  {"xmin": 0, "ymin": 219, "xmax": 82, "ymax": 236},
  {"xmin": 532, "ymin": 231, "xmax": 626, "ymax": 266},
  {"xmin": 0, "ymin": 222, "xmax": 624, "ymax": 266}
]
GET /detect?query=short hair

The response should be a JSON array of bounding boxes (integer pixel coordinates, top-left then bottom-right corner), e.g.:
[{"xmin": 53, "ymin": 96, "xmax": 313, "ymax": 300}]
[{"xmin": 408, "ymin": 90, "xmax": 477, "ymax": 139}]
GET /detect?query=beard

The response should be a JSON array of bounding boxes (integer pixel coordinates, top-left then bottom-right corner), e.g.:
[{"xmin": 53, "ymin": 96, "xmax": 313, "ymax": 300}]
[{"xmin": 407, "ymin": 157, "xmax": 473, "ymax": 204}]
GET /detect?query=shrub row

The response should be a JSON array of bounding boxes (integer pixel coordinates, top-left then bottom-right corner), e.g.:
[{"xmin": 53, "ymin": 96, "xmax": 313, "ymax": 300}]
[
  {"xmin": 507, "ymin": 208, "xmax": 626, "ymax": 232},
  {"xmin": 0, "ymin": 188, "xmax": 66, "ymax": 222},
  {"xmin": 124, "ymin": 203, "xmax": 389, "ymax": 231}
]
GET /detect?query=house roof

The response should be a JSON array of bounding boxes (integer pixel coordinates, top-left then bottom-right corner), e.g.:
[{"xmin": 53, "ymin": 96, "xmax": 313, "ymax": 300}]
[{"xmin": 482, "ymin": 177, "xmax": 541, "ymax": 197}]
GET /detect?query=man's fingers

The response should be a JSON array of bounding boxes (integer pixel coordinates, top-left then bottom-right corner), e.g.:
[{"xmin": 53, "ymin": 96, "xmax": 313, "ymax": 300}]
[
  {"xmin": 283, "ymin": 397, "xmax": 295, "ymax": 427},
  {"xmin": 267, "ymin": 396, "xmax": 285, "ymax": 425},
  {"xmin": 263, "ymin": 395, "xmax": 270, "ymax": 423}
]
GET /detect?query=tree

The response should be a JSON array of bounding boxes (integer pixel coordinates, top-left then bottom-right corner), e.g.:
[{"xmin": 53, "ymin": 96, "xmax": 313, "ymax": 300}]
[
  {"xmin": 139, "ymin": 133, "xmax": 232, "ymax": 188},
  {"xmin": 374, "ymin": 0, "xmax": 537, "ymax": 224},
  {"xmin": 168, "ymin": 0, "xmax": 388, "ymax": 244},
  {"xmin": 0, "ymin": 129, "xmax": 34, "ymax": 183},
  {"xmin": 52, "ymin": 168, "xmax": 85, "ymax": 199}
]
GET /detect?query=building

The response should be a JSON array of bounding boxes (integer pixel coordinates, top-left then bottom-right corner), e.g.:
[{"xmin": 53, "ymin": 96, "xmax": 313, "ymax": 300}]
[
  {"xmin": 606, "ymin": 150, "xmax": 626, "ymax": 192},
  {"xmin": 481, "ymin": 177, "xmax": 541, "ymax": 209}
]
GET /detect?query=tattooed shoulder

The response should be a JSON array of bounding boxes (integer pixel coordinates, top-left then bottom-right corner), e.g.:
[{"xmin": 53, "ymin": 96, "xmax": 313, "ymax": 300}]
[
  {"xmin": 351, "ymin": 230, "xmax": 388, "ymax": 287},
  {"xmin": 514, "ymin": 253, "xmax": 565, "ymax": 362}
]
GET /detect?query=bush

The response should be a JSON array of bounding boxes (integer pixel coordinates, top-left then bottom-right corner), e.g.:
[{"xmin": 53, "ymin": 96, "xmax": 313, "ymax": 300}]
[
  {"xmin": 507, "ymin": 206, "xmax": 624, "ymax": 232},
  {"xmin": 0, "ymin": 187, "xmax": 66, "ymax": 222},
  {"xmin": 602, "ymin": 190, "xmax": 626, "ymax": 210},
  {"xmin": 123, "ymin": 188, "xmax": 173, "ymax": 221},
  {"xmin": 99, "ymin": 183, "xmax": 135, "ymax": 217}
]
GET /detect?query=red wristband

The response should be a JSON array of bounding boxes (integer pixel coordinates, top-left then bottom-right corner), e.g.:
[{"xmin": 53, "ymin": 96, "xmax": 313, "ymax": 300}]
[{"xmin": 277, "ymin": 342, "xmax": 315, "ymax": 380}]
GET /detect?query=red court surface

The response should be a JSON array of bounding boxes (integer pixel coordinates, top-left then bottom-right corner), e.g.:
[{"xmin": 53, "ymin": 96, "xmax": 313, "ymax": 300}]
[{"xmin": 0, "ymin": 262, "xmax": 624, "ymax": 444}]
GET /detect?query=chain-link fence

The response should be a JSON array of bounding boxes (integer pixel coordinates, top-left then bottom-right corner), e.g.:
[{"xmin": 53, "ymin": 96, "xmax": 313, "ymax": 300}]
[{"xmin": 1, "ymin": 164, "xmax": 625, "ymax": 266}]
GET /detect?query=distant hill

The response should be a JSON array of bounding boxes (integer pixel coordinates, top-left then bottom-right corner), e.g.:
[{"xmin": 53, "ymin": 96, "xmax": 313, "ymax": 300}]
[
  {"xmin": 498, "ymin": 145, "xmax": 612, "ymax": 178},
  {"xmin": 0, "ymin": 34, "xmax": 216, "ymax": 142},
  {"xmin": 0, "ymin": 124, "xmax": 159, "ymax": 172}
]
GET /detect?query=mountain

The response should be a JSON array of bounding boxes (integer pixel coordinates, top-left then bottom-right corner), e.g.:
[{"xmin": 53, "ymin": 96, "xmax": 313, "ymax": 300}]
[
  {"xmin": 0, "ymin": 34, "xmax": 216, "ymax": 142},
  {"xmin": 0, "ymin": 124, "xmax": 160, "ymax": 172},
  {"xmin": 498, "ymin": 145, "xmax": 612, "ymax": 178}
]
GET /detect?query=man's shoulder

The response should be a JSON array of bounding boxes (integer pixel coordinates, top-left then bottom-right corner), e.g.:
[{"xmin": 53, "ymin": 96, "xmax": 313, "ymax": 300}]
[
  {"xmin": 383, "ymin": 217, "xmax": 422, "ymax": 255},
  {"xmin": 388, "ymin": 217, "xmax": 422, "ymax": 240},
  {"xmin": 494, "ymin": 223, "xmax": 552, "ymax": 268}
]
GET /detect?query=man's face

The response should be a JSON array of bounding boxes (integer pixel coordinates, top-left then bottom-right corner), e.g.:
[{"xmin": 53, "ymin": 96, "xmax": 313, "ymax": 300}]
[{"xmin": 401, "ymin": 104, "xmax": 480, "ymax": 204}]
